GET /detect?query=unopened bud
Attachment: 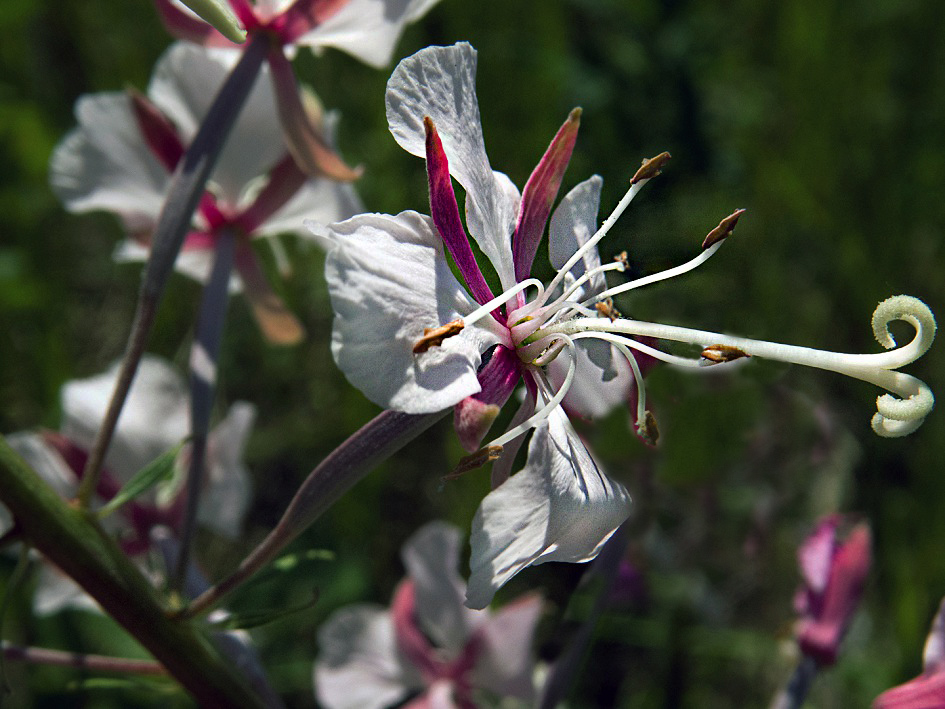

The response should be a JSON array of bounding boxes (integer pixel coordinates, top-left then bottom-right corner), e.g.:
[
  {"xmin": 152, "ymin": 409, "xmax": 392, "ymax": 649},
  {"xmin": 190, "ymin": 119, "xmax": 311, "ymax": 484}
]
[
  {"xmin": 631, "ymin": 152, "xmax": 671, "ymax": 184},
  {"xmin": 702, "ymin": 208, "xmax": 746, "ymax": 249},
  {"xmin": 413, "ymin": 319, "xmax": 464, "ymax": 354}
]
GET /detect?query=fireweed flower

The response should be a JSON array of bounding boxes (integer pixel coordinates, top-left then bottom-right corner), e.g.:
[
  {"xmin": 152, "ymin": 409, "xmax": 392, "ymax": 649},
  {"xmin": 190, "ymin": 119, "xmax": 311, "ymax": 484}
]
[
  {"xmin": 2, "ymin": 356, "xmax": 254, "ymax": 613},
  {"xmin": 313, "ymin": 43, "xmax": 935, "ymax": 608},
  {"xmin": 874, "ymin": 597, "xmax": 945, "ymax": 708},
  {"xmin": 155, "ymin": 0, "xmax": 444, "ymax": 177},
  {"xmin": 50, "ymin": 42, "xmax": 361, "ymax": 343},
  {"xmin": 314, "ymin": 521, "xmax": 542, "ymax": 708},
  {"xmin": 793, "ymin": 515, "xmax": 872, "ymax": 666}
]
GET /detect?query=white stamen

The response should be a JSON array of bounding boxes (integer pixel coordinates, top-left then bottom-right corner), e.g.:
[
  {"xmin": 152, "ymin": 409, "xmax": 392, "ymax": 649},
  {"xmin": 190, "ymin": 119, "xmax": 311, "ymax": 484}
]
[
  {"xmin": 489, "ymin": 335, "xmax": 577, "ymax": 448},
  {"xmin": 464, "ymin": 278, "xmax": 545, "ymax": 327}
]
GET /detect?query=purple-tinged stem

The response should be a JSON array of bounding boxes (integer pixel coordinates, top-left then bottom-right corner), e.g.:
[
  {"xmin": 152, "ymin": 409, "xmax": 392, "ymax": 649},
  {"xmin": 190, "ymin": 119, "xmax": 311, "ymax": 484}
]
[
  {"xmin": 173, "ymin": 228, "xmax": 237, "ymax": 593},
  {"xmin": 76, "ymin": 33, "xmax": 268, "ymax": 508},
  {"xmin": 180, "ymin": 409, "xmax": 446, "ymax": 619},
  {"xmin": 1, "ymin": 644, "xmax": 166, "ymax": 676},
  {"xmin": 769, "ymin": 656, "xmax": 818, "ymax": 709}
]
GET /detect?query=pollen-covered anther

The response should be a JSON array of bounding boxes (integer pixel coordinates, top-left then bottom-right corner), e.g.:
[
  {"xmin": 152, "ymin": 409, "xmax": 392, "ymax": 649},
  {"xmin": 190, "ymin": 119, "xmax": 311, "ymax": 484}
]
[
  {"xmin": 702, "ymin": 208, "xmax": 746, "ymax": 250},
  {"xmin": 412, "ymin": 319, "xmax": 465, "ymax": 354},
  {"xmin": 701, "ymin": 344, "xmax": 751, "ymax": 363},
  {"xmin": 631, "ymin": 151, "xmax": 672, "ymax": 184},
  {"xmin": 444, "ymin": 445, "xmax": 504, "ymax": 479},
  {"xmin": 613, "ymin": 251, "xmax": 629, "ymax": 271},
  {"xmin": 595, "ymin": 298, "xmax": 621, "ymax": 321},
  {"xmin": 637, "ymin": 410, "xmax": 660, "ymax": 445}
]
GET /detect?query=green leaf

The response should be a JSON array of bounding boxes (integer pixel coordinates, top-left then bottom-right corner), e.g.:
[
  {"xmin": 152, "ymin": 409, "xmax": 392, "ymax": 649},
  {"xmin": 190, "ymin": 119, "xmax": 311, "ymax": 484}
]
[
  {"xmin": 179, "ymin": 0, "xmax": 246, "ymax": 43},
  {"xmin": 96, "ymin": 444, "xmax": 184, "ymax": 520},
  {"xmin": 211, "ymin": 591, "xmax": 319, "ymax": 631}
]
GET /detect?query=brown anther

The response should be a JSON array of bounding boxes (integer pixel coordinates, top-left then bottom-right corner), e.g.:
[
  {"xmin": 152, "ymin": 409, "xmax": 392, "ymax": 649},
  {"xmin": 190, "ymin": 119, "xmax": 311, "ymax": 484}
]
[
  {"xmin": 613, "ymin": 251, "xmax": 629, "ymax": 269},
  {"xmin": 631, "ymin": 152, "xmax": 672, "ymax": 184},
  {"xmin": 413, "ymin": 319, "xmax": 465, "ymax": 354},
  {"xmin": 595, "ymin": 298, "xmax": 621, "ymax": 321},
  {"xmin": 444, "ymin": 445, "xmax": 504, "ymax": 479},
  {"xmin": 701, "ymin": 344, "xmax": 750, "ymax": 363},
  {"xmin": 702, "ymin": 208, "xmax": 746, "ymax": 250},
  {"xmin": 637, "ymin": 411, "xmax": 660, "ymax": 446}
]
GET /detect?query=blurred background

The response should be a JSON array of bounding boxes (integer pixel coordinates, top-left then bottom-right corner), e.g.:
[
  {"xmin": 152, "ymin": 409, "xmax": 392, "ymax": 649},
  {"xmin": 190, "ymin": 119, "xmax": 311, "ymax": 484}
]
[{"xmin": 1, "ymin": 0, "xmax": 944, "ymax": 706}]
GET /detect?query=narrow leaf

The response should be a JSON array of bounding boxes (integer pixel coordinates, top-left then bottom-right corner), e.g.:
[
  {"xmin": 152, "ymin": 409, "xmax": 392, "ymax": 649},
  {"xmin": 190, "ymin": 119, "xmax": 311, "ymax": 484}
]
[{"xmin": 96, "ymin": 444, "xmax": 184, "ymax": 520}]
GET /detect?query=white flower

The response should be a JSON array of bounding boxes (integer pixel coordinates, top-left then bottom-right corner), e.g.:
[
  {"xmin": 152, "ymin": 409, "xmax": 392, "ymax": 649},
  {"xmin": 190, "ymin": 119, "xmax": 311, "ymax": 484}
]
[
  {"xmin": 314, "ymin": 43, "xmax": 936, "ymax": 608},
  {"xmin": 3, "ymin": 356, "xmax": 255, "ymax": 614},
  {"xmin": 49, "ymin": 41, "xmax": 362, "ymax": 343},
  {"xmin": 314, "ymin": 521, "xmax": 541, "ymax": 708}
]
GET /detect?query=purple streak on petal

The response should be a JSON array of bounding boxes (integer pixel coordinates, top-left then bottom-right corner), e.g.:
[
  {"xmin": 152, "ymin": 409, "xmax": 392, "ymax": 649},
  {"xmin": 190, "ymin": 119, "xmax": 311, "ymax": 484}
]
[
  {"xmin": 228, "ymin": 0, "xmax": 259, "ymax": 29},
  {"xmin": 512, "ymin": 108, "xmax": 581, "ymax": 283},
  {"xmin": 153, "ymin": 0, "xmax": 238, "ymax": 47},
  {"xmin": 129, "ymin": 89, "xmax": 185, "ymax": 172},
  {"xmin": 235, "ymin": 153, "xmax": 307, "ymax": 234},
  {"xmin": 268, "ymin": 47, "xmax": 362, "ymax": 181},
  {"xmin": 424, "ymin": 117, "xmax": 497, "ymax": 312},
  {"xmin": 276, "ymin": 0, "xmax": 349, "ymax": 45},
  {"xmin": 453, "ymin": 346, "xmax": 521, "ymax": 451},
  {"xmin": 391, "ymin": 579, "xmax": 440, "ymax": 683}
]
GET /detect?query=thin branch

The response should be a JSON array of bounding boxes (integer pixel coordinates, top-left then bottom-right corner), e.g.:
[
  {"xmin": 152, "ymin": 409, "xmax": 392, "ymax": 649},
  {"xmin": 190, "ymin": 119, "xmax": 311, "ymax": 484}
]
[
  {"xmin": 181, "ymin": 409, "xmax": 446, "ymax": 618},
  {"xmin": 77, "ymin": 33, "xmax": 269, "ymax": 507},
  {"xmin": 2, "ymin": 644, "xmax": 167, "ymax": 676}
]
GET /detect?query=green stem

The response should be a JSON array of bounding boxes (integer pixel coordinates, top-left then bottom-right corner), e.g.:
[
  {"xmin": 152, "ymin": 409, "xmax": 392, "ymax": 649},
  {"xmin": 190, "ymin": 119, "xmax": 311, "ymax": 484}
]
[{"xmin": 0, "ymin": 435, "xmax": 268, "ymax": 708}]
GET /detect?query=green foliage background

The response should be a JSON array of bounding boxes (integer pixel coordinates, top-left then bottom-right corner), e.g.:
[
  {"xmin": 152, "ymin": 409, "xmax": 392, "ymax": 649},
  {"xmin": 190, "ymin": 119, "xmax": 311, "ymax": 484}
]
[{"xmin": 1, "ymin": 0, "xmax": 944, "ymax": 706}]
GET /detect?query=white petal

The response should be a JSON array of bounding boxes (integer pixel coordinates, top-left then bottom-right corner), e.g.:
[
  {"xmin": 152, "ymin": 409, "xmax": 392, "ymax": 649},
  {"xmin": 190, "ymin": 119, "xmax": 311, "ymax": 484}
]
[
  {"xmin": 401, "ymin": 521, "xmax": 481, "ymax": 653},
  {"xmin": 295, "ymin": 0, "xmax": 443, "ymax": 69},
  {"xmin": 33, "ymin": 565, "xmax": 100, "ymax": 616},
  {"xmin": 196, "ymin": 401, "xmax": 255, "ymax": 538},
  {"xmin": 470, "ymin": 594, "xmax": 542, "ymax": 700},
  {"xmin": 322, "ymin": 211, "xmax": 500, "ymax": 413},
  {"xmin": 466, "ymin": 407, "xmax": 631, "ymax": 609},
  {"xmin": 386, "ymin": 43, "xmax": 517, "ymax": 288},
  {"xmin": 314, "ymin": 604, "xmax": 417, "ymax": 709},
  {"xmin": 147, "ymin": 43, "xmax": 285, "ymax": 206},
  {"xmin": 254, "ymin": 178, "xmax": 363, "ymax": 238},
  {"xmin": 548, "ymin": 340, "xmax": 631, "ymax": 419},
  {"xmin": 60, "ymin": 356, "xmax": 190, "ymax": 479},
  {"xmin": 49, "ymin": 93, "xmax": 168, "ymax": 221},
  {"xmin": 549, "ymin": 175, "xmax": 604, "ymax": 294}
]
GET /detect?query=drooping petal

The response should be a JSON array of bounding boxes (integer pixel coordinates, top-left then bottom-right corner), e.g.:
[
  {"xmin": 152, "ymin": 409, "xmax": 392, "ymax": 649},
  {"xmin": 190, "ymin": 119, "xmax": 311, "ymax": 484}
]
[
  {"xmin": 466, "ymin": 407, "xmax": 632, "ymax": 609},
  {"xmin": 293, "ymin": 0, "xmax": 444, "ymax": 68},
  {"xmin": 60, "ymin": 357, "xmax": 190, "ymax": 480},
  {"xmin": 386, "ymin": 42, "xmax": 517, "ymax": 289},
  {"xmin": 147, "ymin": 42, "xmax": 285, "ymax": 205},
  {"xmin": 314, "ymin": 604, "xmax": 419, "ymax": 709},
  {"xmin": 548, "ymin": 340, "xmax": 633, "ymax": 420},
  {"xmin": 548, "ymin": 175, "xmax": 605, "ymax": 294},
  {"xmin": 196, "ymin": 401, "xmax": 255, "ymax": 538},
  {"xmin": 470, "ymin": 593, "xmax": 542, "ymax": 700},
  {"xmin": 49, "ymin": 92, "xmax": 169, "ymax": 223},
  {"xmin": 401, "ymin": 521, "xmax": 481, "ymax": 654},
  {"xmin": 234, "ymin": 241, "xmax": 306, "ymax": 344},
  {"xmin": 512, "ymin": 108, "xmax": 581, "ymax": 282},
  {"xmin": 320, "ymin": 211, "xmax": 502, "ymax": 414}
]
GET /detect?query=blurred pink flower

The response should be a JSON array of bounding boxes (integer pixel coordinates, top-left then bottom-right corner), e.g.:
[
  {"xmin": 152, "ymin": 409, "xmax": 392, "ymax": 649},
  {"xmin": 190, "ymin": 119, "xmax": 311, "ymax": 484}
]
[
  {"xmin": 873, "ymin": 597, "xmax": 945, "ymax": 708},
  {"xmin": 314, "ymin": 521, "xmax": 542, "ymax": 709},
  {"xmin": 794, "ymin": 515, "xmax": 872, "ymax": 666}
]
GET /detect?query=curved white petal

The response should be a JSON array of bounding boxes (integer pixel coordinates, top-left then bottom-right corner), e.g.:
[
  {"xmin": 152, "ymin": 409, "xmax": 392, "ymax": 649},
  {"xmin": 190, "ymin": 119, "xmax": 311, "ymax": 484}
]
[
  {"xmin": 322, "ymin": 211, "xmax": 500, "ymax": 413},
  {"xmin": 549, "ymin": 175, "xmax": 605, "ymax": 294},
  {"xmin": 386, "ymin": 43, "xmax": 516, "ymax": 288},
  {"xmin": 60, "ymin": 356, "xmax": 190, "ymax": 479},
  {"xmin": 401, "ymin": 521, "xmax": 481, "ymax": 654},
  {"xmin": 254, "ymin": 178, "xmax": 363, "ymax": 238},
  {"xmin": 49, "ymin": 93, "xmax": 168, "ymax": 221},
  {"xmin": 196, "ymin": 401, "xmax": 255, "ymax": 538},
  {"xmin": 470, "ymin": 594, "xmax": 542, "ymax": 700},
  {"xmin": 314, "ymin": 604, "xmax": 418, "ymax": 709},
  {"xmin": 147, "ymin": 42, "xmax": 285, "ymax": 206},
  {"xmin": 548, "ymin": 340, "xmax": 631, "ymax": 419},
  {"xmin": 295, "ymin": 0, "xmax": 443, "ymax": 69},
  {"xmin": 466, "ymin": 407, "xmax": 631, "ymax": 609}
]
